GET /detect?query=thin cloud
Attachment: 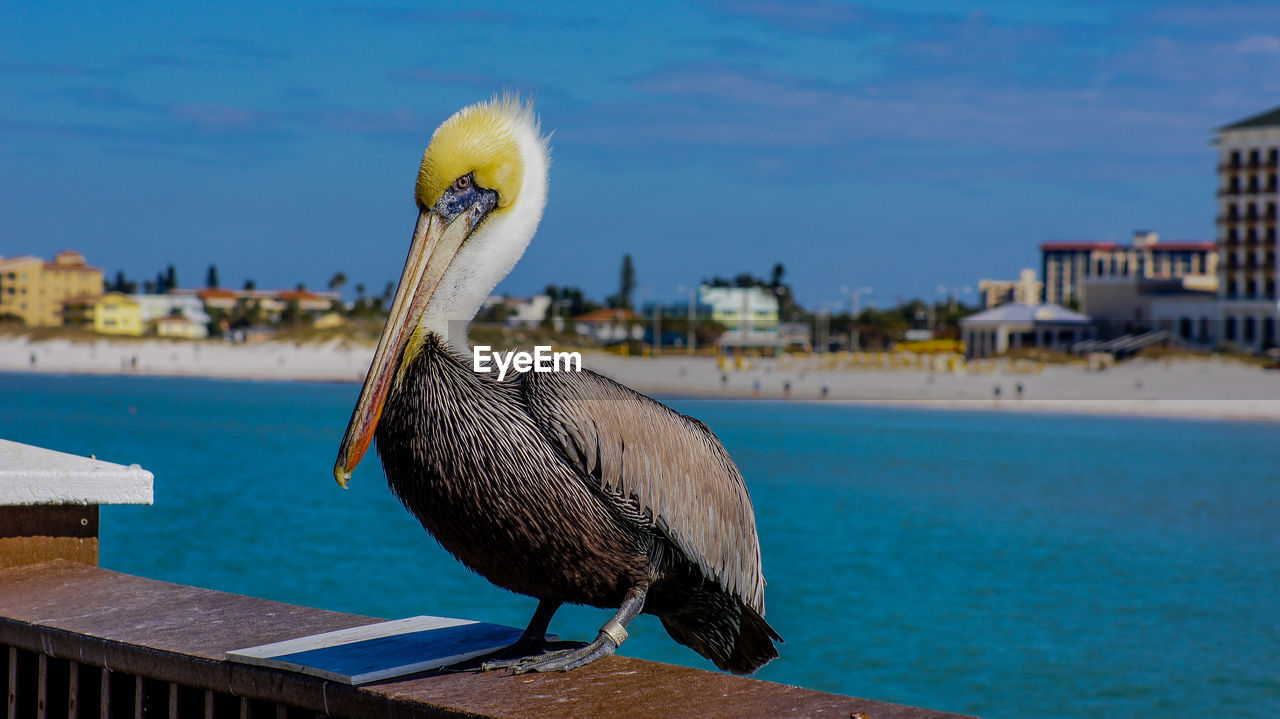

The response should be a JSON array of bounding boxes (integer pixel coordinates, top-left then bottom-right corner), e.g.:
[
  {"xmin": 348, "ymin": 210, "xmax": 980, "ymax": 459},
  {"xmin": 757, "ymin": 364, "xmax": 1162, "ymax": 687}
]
[
  {"xmin": 1236, "ymin": 35, "xmax": 1280, "ymax": 54},
  {"xmin": 703, "ymin": 0, "xmax": 868, "ymax": 34},
  {"xmin": 123, "ymin": 53, "xmax": 199, "ymax": 70},
  {"xmin": 579, "ymin": 58, "xmax": 1222, "ymax": 183},
  {"xmin": 298, "ymin": 106, "xmax": 433, "ymax": 141},
  {"xmin": 1146, "ymin": 4, "xmax": 1280, "ymax": 28},
  {"xmin": 0, "ymin": 61, "xmax": 121, "ymax": 79},
  {"xmin": 0, "ymin": 113, "xmax": 293, "ymax": 164},
  {"xmin": 705, "ymin": 0, "xmax": 1116, "ymax": 37},
  {"xmin": 386, "ymin": 68, "xmax": 501, "ymax": 87},
  {"xmin": 41, "ymin": 86, "xmax": 156, "ymax": 112},
  {"xmin": 170, "ymin": 103, "xmax": 276, "ymax": 134},
  {"xmin": 691, "ymin": 36, "xmax": 781, "ymax": 60},
  {"xmin": 196, "ymin": 35, "xmax": 290, "ymax": 62},
  {"xmin": 329, "ymin": 4, "xmax": 520, "ymax": 26}
]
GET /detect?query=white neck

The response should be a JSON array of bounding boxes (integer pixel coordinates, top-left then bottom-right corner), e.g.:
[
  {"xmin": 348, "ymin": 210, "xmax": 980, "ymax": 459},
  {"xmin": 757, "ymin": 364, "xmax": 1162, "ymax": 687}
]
[{"xmin": 419, "ymin": 121, "xmax": 549, "ymax": 354}]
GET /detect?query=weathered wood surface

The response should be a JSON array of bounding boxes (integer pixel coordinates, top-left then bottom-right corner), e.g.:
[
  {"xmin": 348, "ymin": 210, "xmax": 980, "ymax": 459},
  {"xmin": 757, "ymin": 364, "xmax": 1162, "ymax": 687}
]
[
  {"xmin": 0, "ymin": 506, "xmax": 100, "ymax": 569},
  {"xmin": 0, "ymin": 561, "xmax": 977, "ymax": 719}
]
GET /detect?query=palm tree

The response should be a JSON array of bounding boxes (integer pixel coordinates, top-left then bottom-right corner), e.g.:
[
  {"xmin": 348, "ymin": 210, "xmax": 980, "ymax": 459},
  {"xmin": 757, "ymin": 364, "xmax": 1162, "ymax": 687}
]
[{"xmin": 328, "ymin": 272, "xmax": 347, "ymax": 293}]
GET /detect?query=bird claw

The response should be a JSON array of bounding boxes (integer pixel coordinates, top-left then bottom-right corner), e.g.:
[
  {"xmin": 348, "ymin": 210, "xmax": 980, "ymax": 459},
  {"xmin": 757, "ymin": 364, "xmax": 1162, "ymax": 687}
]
[
  {"xmin": 502, "ymin": 648, "xmax": 577, "ymax": 673},
  {"xmin": 478, "ymin": 641, "xmax": 587, "ymax": 672},
  {"xmin": 509, "ymin": 635, "xmax": 618, "ymax": 674}
]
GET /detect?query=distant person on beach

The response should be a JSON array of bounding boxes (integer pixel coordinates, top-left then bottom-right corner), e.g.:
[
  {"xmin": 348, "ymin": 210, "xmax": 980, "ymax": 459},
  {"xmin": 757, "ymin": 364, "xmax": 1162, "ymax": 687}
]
[
  {"xmin": 783, "ymin": 380, "xmax": 791, "ymax": 397},
  {"xmin": 821, "ymin": 381, "xmax": 830, "ymax": 399},
  {"xmin": 1016, "ymin": 383, "xmax": 1024, "ymax": 399},
  {"xmin": 753, "ymin": 379, "xmax": 761, "ymax": 396},
  {"xmin": 993, "ymin": 384, "xmax": 1001, "ymax": 400}
]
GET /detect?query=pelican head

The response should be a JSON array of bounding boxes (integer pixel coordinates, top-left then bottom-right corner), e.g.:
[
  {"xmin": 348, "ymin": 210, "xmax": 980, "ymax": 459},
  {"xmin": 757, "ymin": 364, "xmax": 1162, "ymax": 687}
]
[{"xmin": 334, "ymin": 95, "xmax": 550, "ymax": 487}]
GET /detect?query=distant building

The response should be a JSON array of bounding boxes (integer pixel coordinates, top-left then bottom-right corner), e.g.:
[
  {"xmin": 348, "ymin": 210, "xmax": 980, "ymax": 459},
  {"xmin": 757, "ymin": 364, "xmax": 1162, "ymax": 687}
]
[
  {"xmin": 979, "ymin": 269, "xmax": 1043, "ymax": 309},
  {"xmin": 154, "ymin": 315, "xmax": 206, "ymax": 339},
  {"xmin": 1084, "ymin": 277, "xmax": 1218, "ymax": 340},
  {"xmin": 1149, "ymin": 293, "xmax": 1220, "ymax": 346},
  {"xmin": 1215, "ymin": 105, "xmax": 1280, "ymax": 349},
  {"xmin": 512, "ymin": 295, "xmax": 551, "ymax": 327},
  {"xmin": 189, "ymin": 288, "xmax": 240, "ymax": 313},
  {"xmin": 65, "ymin": 292, "xmax": 210, "ymax": 338},
  {"xmin": 573, "ymin": 308, "xmax": 641, "ymax": 343},
  {"xmin": 0, "ymin": 251, "xmax": 103, "ymax": 327},
  {"xmin": 131, "ymin": 294, "xmax": 210, "ymax": 337},
  {"xmin": 481, "ymin": 294, "xmax": 551, "ymax": 328},
  {"xmin": 274, "ymin": 289, "xmax": 339, "ymax": 314},
  {"xmin": 174, "ymin": 288, "xmax": 340, "ymax": 322},
  {"xmin": 699, "ymin": 285, "xmax": 780, "ymax": 351},
  {"xmin": 61, "ymin": 296, "xmax": 95, "ymax": 328},
  {"xmin": 960, "ymin": 303, "xmax": 1094, "ymax": 359},
  {"xmin": 1041, "ymin": 232, "xmax": 1217, "ymax": 308},
  {"xmin": 64, "ymin": 293, "xmax": 143, "ymax": 336},
  {"xmin": 777, "ymin": 322, "xmax": 812, "ymax": 352}
]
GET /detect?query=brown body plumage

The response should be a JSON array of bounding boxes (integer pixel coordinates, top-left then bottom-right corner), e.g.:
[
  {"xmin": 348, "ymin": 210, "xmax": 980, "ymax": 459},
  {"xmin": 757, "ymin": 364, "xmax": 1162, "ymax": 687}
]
[{"xmin": 377, "ymin": 335, "xmax": 779, "ymax": 673}]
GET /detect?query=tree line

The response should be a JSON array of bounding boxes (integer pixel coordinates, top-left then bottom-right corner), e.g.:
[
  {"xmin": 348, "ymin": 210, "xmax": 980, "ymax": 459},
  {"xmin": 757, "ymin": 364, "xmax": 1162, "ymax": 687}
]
[{"xmin": 101, "ymin": 257, "xmax": 975, "ymax": 347}]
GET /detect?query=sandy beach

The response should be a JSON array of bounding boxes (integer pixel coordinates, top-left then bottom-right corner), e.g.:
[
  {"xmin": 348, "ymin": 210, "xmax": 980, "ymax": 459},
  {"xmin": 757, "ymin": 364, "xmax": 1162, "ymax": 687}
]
[{"xmin": 4, "ymin": 334, "xmax": 1280, "ymax": 422}]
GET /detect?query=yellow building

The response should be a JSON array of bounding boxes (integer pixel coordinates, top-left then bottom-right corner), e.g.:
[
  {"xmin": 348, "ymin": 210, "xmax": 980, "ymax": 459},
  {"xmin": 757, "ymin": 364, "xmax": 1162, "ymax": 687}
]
[
  {"xmin": 94, "ymin": 293, "xmax": 142, "ymax": 335},
  {"xmin": 64, "ymin": 293, "xmax": 143, "ymax": 336},
  {"xmin": 0, "ymin": 251, "xmax": 104, "ymax": 326}
]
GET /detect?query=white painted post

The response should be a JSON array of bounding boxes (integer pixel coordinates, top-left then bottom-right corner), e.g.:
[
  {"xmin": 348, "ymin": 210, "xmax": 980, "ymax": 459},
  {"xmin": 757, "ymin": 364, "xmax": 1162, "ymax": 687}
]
[{"xmin": 0, "ymin": 439, "xmax": 153, "ymax": 567}]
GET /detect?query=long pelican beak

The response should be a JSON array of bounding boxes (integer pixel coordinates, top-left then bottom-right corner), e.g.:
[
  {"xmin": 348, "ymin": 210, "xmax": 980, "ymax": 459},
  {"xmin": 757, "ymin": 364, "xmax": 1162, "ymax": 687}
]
[{"xmin": 332, "ymin": 205, "xmax": 480, "ymax": 487}]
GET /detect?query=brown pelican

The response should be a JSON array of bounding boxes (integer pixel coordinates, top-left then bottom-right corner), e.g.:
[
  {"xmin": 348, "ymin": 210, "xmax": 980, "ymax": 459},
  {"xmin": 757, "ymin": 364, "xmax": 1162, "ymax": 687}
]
[{"xmin": 334, "ymin": 96, "xmax": 780, "ymax": 674}]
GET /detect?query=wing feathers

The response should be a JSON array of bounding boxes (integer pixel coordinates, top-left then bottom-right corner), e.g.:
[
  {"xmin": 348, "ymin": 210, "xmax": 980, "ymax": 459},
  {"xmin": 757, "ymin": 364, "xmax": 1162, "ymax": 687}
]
[{"xmin": 521, "ymin": 370, "xmax": 766, "ymax": 613}]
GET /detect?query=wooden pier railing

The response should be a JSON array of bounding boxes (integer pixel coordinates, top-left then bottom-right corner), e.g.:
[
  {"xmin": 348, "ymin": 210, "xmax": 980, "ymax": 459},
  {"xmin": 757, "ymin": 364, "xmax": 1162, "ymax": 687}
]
[{"xmin": 1, "ymin": 561, "xmax": 974, "ymax": 719}]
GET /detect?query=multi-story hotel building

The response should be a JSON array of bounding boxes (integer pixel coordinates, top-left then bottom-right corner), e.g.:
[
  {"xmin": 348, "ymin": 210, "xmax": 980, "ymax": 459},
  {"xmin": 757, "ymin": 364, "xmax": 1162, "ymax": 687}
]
[
  {"xmin": 978, "ymin": 268, "xmax": 1043, "ymax": 309},
  {"xmin": 0, "ymin": 251, "xmax": 104, "ymax": 327},
  {"xmin": 1215, "ymin": 106, "xmax": 1280, "ymax": 349},
  {"xmin": 1040, "ymin": 231, "xmax": 1217, "ymax": 307}
]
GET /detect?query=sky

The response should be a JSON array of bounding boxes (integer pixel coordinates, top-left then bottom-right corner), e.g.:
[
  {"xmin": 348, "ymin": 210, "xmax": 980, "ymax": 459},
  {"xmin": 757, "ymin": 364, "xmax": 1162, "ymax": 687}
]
[{"xmin": 3, "ymin": 1, "xmax": 1280, "ymax": 310}]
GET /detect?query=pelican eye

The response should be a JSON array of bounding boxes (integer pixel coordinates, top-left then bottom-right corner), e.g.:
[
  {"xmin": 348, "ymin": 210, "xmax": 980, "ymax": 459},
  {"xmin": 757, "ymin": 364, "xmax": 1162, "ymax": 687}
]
[{"xmin": 434, "ymin": 171, "xmax": 497, "ymax": 223}]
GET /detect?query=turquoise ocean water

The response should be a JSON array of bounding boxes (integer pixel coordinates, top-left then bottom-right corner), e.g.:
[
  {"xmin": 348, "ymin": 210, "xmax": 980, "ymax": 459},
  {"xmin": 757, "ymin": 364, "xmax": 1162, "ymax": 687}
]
[{"xmin": 1, "ymin": 372, "xmax": 1277, "ymax": 718}]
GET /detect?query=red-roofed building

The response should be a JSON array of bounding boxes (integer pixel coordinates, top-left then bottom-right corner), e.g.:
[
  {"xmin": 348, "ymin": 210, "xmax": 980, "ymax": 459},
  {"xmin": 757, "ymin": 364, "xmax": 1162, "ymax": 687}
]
[
  {"xmin": 1040, "ymin": 231, "xmax": 1217, "ymax": 307},
  {"xmin": 193, "ymin": 288, "xmax": 241, "ymax": 311},
  {"xmin": 176, "ymin": 287, "xmax": 340, "ymax": 318},
  {"xmin": 274, "ymin": 289, "xmax": 338, "ymax": 313},
  {"xmin": 573, "ymin": 308, "xmax": 641, "ymax": 343}
]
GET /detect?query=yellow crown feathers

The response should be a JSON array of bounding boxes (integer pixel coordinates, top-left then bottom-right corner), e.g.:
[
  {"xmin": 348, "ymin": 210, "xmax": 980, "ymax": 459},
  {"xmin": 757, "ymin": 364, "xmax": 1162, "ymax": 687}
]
[{"xmin": 415, "ymin": 95, "xmax": 539, "ymax": 212}]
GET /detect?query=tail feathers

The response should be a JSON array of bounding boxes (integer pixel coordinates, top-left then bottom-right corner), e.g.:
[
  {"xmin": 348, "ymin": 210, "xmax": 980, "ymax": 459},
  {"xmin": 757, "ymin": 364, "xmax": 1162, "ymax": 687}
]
[
  {"xmin": 659, "ymin": 592, "xmax": 782, "ymax": 675},
  {"xmin": 730, "ymin": 603, "xmax": 782, "ymax": 674}
]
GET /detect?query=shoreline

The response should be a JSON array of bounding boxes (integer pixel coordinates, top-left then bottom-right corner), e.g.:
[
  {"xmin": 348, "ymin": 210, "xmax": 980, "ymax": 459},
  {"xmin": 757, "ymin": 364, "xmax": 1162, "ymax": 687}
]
[{"xmin": 4, "ymin": 335, "xmax": 1280, "ymax": 423}]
